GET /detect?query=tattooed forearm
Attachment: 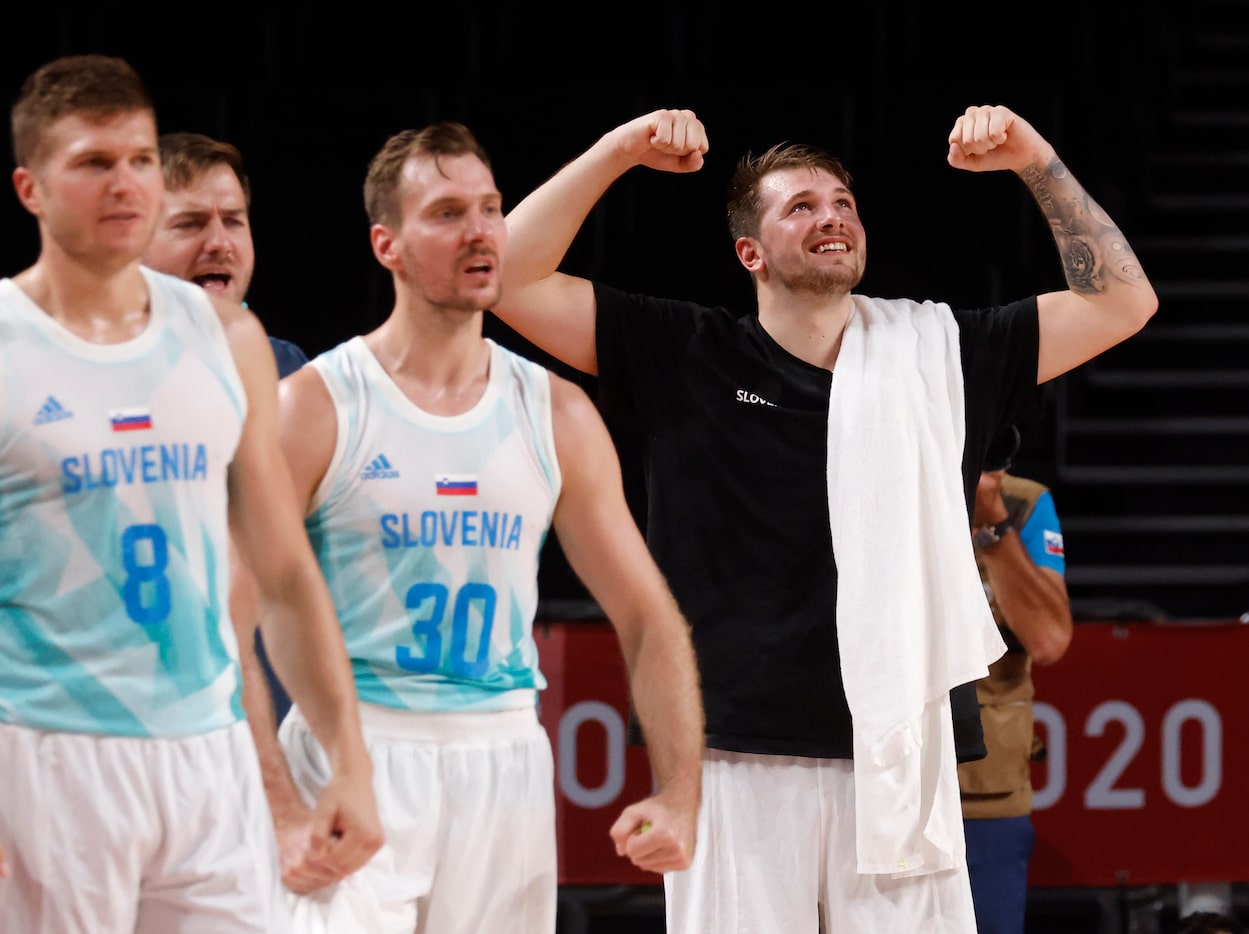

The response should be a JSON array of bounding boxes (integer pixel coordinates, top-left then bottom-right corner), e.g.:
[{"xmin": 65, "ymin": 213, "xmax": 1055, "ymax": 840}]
[{"xmin": 1021, "ymin": 158, "xmax": 1147, "ymax": 296}]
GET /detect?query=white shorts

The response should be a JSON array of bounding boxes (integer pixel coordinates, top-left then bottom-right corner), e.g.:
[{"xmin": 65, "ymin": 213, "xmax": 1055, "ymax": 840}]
[
  {"xmin": 281, "ymin": 702, "xmax": 556, "ymax": 934},
  {"xmin": 664, "ymin": 749, "xmax": 977, "ymax": 934},
  {"xmin": 0, "ymin": 720, "xmax": 288, "ymax": 934}
]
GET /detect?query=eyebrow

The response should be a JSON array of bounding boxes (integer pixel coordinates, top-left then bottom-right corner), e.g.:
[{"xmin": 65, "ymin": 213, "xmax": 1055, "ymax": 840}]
[
  {"xmin": 70, "ymin": 144, "xmax": 160, "ymax": 161},
  {"xmin": 166, "ymin": 206, "xmax": 248, "ymax": 220},
  {"xmin": 779, "ymin": 185, "xmax": 855, "ymax": 211}
]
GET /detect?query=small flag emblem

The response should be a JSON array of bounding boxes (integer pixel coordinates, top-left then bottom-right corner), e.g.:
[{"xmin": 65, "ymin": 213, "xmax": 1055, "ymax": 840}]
[
  {"xmin": 110, "ymin": 409, "xmax": 153, "ymax": 432},
  {"xmin": 1044, "ymin": 530, "xmax": 1065, "ymax": 557},
  {"xmin": 436, "ymin": 474, "xmax": 478, "ymax": 496}
]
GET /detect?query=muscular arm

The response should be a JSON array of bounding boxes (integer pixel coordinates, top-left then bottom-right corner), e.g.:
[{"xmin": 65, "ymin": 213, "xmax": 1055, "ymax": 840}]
[
  {"xmin": 547, "ymin": 375, "xmax": 703, "ymax": 873},
  {"xmin": 975, "ymin": 473, "xmax": 1073, "ymax": 666},
  {"xmin": 498, "ymin": 109, "xmax": 709, "ymax": 374},
  {"xmin": 947, "ymin": 105, "xmax": 1157, "ymax": 383},
  {"xmin": 216, "ymin": 299, "xmax": 381, "ymax": 888}
]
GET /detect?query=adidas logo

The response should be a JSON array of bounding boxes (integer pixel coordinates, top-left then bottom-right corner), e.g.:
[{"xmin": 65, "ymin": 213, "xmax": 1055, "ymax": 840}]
[
  {"xmin": 33, "ymin": 396, "xmax": 73, "ymax": 426},
  {"xmin": 360, "ymin": 453, "xmax": 399, "ymax": 480}
]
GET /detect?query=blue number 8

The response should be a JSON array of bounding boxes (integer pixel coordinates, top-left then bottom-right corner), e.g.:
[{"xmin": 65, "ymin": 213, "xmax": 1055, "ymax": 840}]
[{"xmin": 121, "ymin": 523, "xmax": 171, "ymax": 624}]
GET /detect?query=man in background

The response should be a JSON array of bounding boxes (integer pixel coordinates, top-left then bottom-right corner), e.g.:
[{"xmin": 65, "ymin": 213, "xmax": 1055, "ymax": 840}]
[
  {"xmin": 145, "ymin": 131, "xmax": 308, "ymax": 376},
  {"xmin": 962, "ymin": 425, "xmax": 1074, "ymax": 934},
  {"xmin": 144, "ymin": 130, "xmax": 308, "ymax": 726}
]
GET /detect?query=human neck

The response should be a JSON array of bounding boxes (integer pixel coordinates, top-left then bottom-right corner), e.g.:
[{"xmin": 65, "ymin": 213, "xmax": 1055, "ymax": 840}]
[
  {"xmin": 756, "ymin": 288, "xmax": 854, "ymax": 372},
  {"xmin": 13, "ymin": 249, "xmax": 150, "ymax": 344},
  {"xmin": 363, "ymin": 300, "xmax": 492, "ymax": 416}
]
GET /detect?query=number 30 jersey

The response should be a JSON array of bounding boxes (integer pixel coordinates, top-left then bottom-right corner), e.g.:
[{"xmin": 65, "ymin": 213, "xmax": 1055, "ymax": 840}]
[
  {"xmin": 306, "ymin": 337, "xmax": 560, "ymax": 713},
  {"xmin": 0, "ymin": 269, "xmax": 246, "ymax": 737}
]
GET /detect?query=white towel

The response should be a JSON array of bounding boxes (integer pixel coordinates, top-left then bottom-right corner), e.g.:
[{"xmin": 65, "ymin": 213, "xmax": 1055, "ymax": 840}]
[{"xmin": 826, "ymin": 295, "xmax": 1006, "ymax": 876}]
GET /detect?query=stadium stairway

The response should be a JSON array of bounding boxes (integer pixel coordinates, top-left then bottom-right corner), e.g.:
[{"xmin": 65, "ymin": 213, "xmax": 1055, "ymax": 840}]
[{"xmin": 1052, "ymin": 0, "xmax": 1249, "ymax": 623}]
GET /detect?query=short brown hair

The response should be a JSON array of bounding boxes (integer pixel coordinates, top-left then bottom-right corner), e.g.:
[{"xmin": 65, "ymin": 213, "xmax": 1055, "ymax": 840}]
[
  {"xmin": 363, "ymin": 122, "xmax": 492, "ymax": 228},
  {"xmin": 159, "ymin": 132, "xmax": 251, "ymax": 206},
  {"xmin": 726, "ymin": 143, "xmax": 853, "ymax": 241},
  {"xmin": 11, "ymin": 54, "xmax": 154, "ymax": 167}
]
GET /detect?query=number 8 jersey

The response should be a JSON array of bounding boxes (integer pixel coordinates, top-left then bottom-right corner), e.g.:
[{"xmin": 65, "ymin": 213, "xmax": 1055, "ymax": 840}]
[
  {"xmin": 306, "ymin": 336, "xmax": 560, "ymax": 713},
  {"xmin": 0, "ymin": 269, "xmax": 246, "ymax": 737}
]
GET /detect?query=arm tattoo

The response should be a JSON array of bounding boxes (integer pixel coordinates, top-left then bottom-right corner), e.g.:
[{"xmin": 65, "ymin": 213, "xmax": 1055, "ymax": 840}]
[{"xmin": 1021, "ymin": 158, "xmax": 1146, "ymax": 296}]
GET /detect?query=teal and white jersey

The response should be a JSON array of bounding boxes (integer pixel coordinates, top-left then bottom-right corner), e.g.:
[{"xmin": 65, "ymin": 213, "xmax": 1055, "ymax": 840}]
[
  {"xmin": 307, "ymin": 337, "xmax": 560, "ymax": 712},
  {"xmin": 0, "ymin": 268, "xmax": 247, "ymax": 737}
]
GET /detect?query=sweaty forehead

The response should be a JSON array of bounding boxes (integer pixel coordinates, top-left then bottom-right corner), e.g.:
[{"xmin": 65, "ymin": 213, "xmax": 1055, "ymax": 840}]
[{"xmin": 761, "ymin": 166, "xmax": 849, "ymax": 203}]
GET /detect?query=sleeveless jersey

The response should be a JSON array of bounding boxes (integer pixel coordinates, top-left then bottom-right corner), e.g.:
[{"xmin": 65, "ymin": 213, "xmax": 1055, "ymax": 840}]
[
  {"xmin": 307, "ymin": 337, "xmax": 559, "ymax": 712},
  {"xmin": 0, "ymin": 268, "xmax": 247, "ymax": 737}
]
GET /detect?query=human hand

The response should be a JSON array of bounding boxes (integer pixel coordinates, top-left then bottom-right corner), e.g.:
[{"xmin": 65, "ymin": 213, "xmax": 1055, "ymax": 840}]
[
  {"xmin": 946, "ymin": 105, "xmax": 1052, "ymax": 175},
  {"xmin": 280, "ymin": 772, "xmax": 383, "ymax": 894},
  {"xmin": 608, "ymin": 109, "xmax": 709, "ymax": 175},
  {"xmin": 608, "ymin": 793, "xmax": 697, "ymax": 874},
  {"xmin": 974, "ymin": 470, "xmax": 1008, "ymax": 526},
  {"xmin": 273, "ymin": 800, "xmax": 339, "ymax": 894}
]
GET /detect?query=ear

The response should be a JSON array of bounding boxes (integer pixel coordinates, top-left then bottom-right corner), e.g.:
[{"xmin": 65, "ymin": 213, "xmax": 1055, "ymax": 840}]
[
  {"xmin": 735, "ymin": 236, "xmax": 764, "ymax": 275},
  {"xmin": 12, "ymin": 166, "xmax": 40, "ymax": 217},
  {"xmin": 370, "ymin": 223, "xmax": 400, "ymax": 272}
]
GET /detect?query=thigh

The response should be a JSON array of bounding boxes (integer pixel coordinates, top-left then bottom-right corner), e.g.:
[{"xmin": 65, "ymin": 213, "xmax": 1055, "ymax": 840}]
[
  {"xmin": 135, "ymin": 723, "xmax": 290, "ymax": 934},
  {"xmin": 418, "ymin": 718, "xmax": 556, "ymax": 934},
  {"xmin": 665, "ymin": 750, "xmax": 823, "ymax": 934},
  {"xmin": 964, "ymin": 815, "xmax": 1034, "ymax": 934},
  {"xmin": 0, "ymin": 724, "xmax": 144, "ymax": 934}
]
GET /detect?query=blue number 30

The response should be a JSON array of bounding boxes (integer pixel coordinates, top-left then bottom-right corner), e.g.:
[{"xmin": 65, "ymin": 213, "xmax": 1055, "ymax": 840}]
[{"xmin": 396, "ymin": 582, "xmax": 497, "ymax": 679}]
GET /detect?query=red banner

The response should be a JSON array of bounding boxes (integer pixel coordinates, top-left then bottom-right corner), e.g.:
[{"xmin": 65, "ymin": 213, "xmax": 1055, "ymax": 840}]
[
  {"xmin": 536, "ymin": 618, "xmax": 1249, "ymax": 888},
  {"xmin": 1029, "ymin": 620, "xmax": 1249, "ymax": 886},
  {"xmin": 535, "ymin": 620, "xmax": 660, "ymax": 886}
]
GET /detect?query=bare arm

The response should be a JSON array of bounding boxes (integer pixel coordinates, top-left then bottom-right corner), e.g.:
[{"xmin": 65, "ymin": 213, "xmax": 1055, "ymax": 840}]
[
  {"xmin": 230, "ymin": 543, "xmax": 335, "ymax": 892},
  {"xmin": 974, "ymin": 472, "xmax": 1073, "ymax": 666},
  {"xmin": 947, "ymin": 105, "xmax": 1158, "ymax": 383},
  {"xmin": 497, "ymin": 109, "xmax": 709, "ymax": 374},
  {"xmin": 547, "ymin": 375, "xmax": 703, "ymax": 873},
  {"xmin": 217, "ymin": 299, "xmax": 381, "ymax": 886}
]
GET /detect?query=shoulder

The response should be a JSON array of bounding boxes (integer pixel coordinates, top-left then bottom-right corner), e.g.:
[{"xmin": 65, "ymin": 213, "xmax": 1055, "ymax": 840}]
[
  {"xmin": 593, "ymin": 280, "xmax": 725, "ymax": 322},
  {"xmin": 546, "ymin": 368, "xmax": 604, "ymax": 435},
  {"xmin": 278, "ymin": 359, "xmax": 333, "ymax": 421},
  {"xmin": 951, "ymin": 295, "xmax": 1040, "ymax": 331}
]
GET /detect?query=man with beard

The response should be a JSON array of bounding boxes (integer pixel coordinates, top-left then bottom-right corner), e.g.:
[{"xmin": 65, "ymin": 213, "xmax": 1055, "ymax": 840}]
[
  {"xmin": 250, "ymin": 122, "xmax": 704, "ymax": 932},
  {"xmin": 489, "ymin": 106, "xmax": 1156, "ymax": 932},
  {"xmin": 144, "ymin": 131, "xmax": 308, "ymax": 377}
]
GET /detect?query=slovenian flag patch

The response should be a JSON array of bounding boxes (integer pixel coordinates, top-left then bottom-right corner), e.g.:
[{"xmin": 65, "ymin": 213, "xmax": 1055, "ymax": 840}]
[
  {"xmin": 1044, "ymin": 530, "xmax": 1065, "ymax": 557},
  {"xmin": 436, "ymin": 474, "xmax": 478, "ymax": 496},
  {"xmin": 110, "ymin": 409, "xmax": 153, "ymax": 432}
]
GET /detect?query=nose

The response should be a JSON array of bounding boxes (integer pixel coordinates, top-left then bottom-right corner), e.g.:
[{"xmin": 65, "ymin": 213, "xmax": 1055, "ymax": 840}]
[
  {"xmin": 465, "ymin": 208, "xmax": 496, "ymax": 241},
  {"xmin": 203, "ymin": 217, "xmax": 235, "ymax": 256},
  {"xmin": 819, "ymin": 206, "xmax": 845, "ymax": 230},
  {"xmin": 108, "ymin": 161, "xmax": 143, "ymax": 197}
]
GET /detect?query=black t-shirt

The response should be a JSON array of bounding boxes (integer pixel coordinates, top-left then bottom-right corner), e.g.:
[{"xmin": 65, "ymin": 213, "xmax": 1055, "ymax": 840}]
[{"xmin": 594, "ymin": 283, "xmax": 1040, "ymax": 760}]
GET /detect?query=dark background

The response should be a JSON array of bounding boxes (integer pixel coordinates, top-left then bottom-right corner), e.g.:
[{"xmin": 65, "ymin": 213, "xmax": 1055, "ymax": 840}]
[
  {"xmin": 0, "ymin": 6, "xmax": 1153, "ymax": 374},
  {"xmin": 4, "ymin": 4, "xmax": 1243, "ymax": 624}
]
